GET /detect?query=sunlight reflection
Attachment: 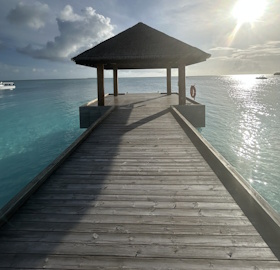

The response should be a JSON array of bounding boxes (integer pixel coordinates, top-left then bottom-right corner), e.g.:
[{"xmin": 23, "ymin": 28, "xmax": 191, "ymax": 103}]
[
  {"xmin": 226, "ymin": 74, "xmax": 274, "ymax": 190},
  {"xmin": 230, "ymin": 74, "xmax": 258, "ymax": 90},
  {"xmin": 227, "ymin": 0, "xmax": 267, "ymax": 45},
  {"xmin": 228, "ymin": 75, "xmax": 264, "ymax": 163},
  {"xmin": 248, "ymin": 178, "xmax": 267, "ymax": 186}
]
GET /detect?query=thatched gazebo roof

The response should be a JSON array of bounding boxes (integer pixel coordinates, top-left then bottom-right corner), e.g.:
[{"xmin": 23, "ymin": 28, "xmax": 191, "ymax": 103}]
[
  {"xmin": 72, "ymin": 22, "xmax": 210, "ymax": 106},
  {"xmin": 72, "ymin": 22, "xmax": 210, "ymax": 69}
]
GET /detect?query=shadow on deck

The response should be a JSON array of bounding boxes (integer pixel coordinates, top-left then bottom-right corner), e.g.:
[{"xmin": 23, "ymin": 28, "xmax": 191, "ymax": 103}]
[{"xmin": 0, "ymin": 93, "xmax": 280, "ymax": 269}]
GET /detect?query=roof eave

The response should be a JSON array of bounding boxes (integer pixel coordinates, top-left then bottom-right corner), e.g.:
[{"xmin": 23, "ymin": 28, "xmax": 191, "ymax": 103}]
[{"xmin": 72, "ymin": 52, "xmax": 211, "ymax": 70}]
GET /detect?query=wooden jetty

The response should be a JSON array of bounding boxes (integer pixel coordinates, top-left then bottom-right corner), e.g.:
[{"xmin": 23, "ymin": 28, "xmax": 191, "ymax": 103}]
[
  {"xmin": 1, "ymin": 93, "xmax": 280, "ymax": 269},
  {"xmin": 1, "ymin": 22, "xmax": 280, "ymax": 269}
]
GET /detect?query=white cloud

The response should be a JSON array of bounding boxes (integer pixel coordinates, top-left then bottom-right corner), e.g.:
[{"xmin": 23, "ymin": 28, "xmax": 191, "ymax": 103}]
[
  {"xmin": 7, "ymin": 1, "xmax": 50, "ymax": 30},
  {"xmin": 18, "ymin": 5, "xmax": 114, "ymax": 61},
  {"xmin": 210, "ymin": 47, "xmax": 235, "ymax": 52},
  {"xmin": 203, "ymin": 41, "xmax": 280, "ymax": 74},
  {"xmin": 210, "ymin": 42, "xmax": 280, "ymax": 60}
]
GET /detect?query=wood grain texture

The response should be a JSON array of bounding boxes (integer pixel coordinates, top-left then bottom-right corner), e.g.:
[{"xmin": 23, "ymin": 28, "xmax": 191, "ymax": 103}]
[{"xmin": 0, "ymin": 93, "xmax": 279, "ymax": 269}]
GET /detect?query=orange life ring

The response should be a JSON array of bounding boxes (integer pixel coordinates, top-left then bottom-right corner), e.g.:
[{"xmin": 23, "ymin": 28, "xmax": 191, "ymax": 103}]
[{"xmin": 190, "ymin": 85, "xmax": 196, "ymax": 99}]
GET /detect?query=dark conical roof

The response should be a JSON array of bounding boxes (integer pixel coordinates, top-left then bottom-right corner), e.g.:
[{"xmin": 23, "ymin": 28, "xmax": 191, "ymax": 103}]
[{"xmin": 72, "ymin": 22, "xmax": 210, "ymax": 69}]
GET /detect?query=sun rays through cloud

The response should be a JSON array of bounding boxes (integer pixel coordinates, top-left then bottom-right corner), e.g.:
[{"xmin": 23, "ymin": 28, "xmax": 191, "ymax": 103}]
[{"xmin": 227, "ymin": 0, "xmax": 267, "ymax": 46}]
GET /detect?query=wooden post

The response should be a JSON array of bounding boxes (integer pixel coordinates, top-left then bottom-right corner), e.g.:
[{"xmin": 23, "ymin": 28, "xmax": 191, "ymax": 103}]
[
  {"xmin": 113, "ymin": 67, "xmax": 118, "ymax": 96},
  {"xmin": 167, "ymin": 67, "xmax": 171, "ymax": 95},
  {"xmin": 97, "ymin": 64, "xmax": 104, "ymax": 106},
  {"xmin": 178, "ymin": 64, "xmax": 186, "ymax": 105}
]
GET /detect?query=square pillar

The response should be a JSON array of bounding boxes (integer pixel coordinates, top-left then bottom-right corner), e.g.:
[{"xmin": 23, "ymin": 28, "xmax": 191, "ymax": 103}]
[
  {"xmin": 178, "ymin": 64, "xmax": 186, "ymax": 105},
  {"xmin": 113, "ymin": 67, "xmax": 118, "ymax": 96},
  {"xmin": 167, "ymin": 67, "xmax": 171, "ymax": 95},
  {"xmin": 97, "ymin": 64, "xmax": 105, "ymax": 106}
]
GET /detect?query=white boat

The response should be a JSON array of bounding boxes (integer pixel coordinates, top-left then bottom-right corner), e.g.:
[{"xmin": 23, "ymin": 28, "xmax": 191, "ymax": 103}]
[{"xmin": 0, "ymin": 81, "xmax": 16, "ymax": 90}]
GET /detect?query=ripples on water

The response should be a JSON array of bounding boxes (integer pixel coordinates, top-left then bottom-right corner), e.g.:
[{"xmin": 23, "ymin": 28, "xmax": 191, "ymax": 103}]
[
  {"xmin": 0, "ymin": 75, "xmax": 279, "ymax": 213},
  {"xmin": 196, "ymin": 75, "xmax": 280, "ymax": 211}
]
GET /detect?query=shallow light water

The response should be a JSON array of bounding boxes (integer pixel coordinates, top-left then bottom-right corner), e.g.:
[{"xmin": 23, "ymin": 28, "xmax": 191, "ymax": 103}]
[
  {"xmin": 0, "ymin": 79, "xmax": 96, "ymax": 208},
  {"xmin": 0, "ymin": 75, "xmax": 280, "ymax": 213}
]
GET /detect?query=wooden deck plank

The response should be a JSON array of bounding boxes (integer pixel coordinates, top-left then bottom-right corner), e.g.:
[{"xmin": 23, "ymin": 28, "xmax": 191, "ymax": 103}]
[
  {"xmin": 47, "ymin": 174, "xmax": 222, "ymax": 184},
  {"xmin": 2, "ymin": 255, "xmax": 280, "ymax": 270},
  {"xmin": 0, "ymin": 241, "xmax": 276, "ymax": 260},
  {"xmin": 30, "ymin": 193, "xmax": 236, "ymax": 203},
  {"xmin": 0, "ymin": 93, "xmax": 279, "ymax": 268},
  {"xmin": 8, "ymin": 213, "xmax": 252, "ymax": 226},
  {"xmin": 34, "ymin": 187, "xmax": 233, "ymax": 197},
  {"xmin": 23, "ymin": 200, "xmax": 240, "ymax": 210},
  {"xmin": 1, "ymin": 254, "xmax": 280, "ymax": 270},
  {"xmin": 39, "ymin": 183, "xmax": 227, "ymax": 191},
  {"xmin": 20, "ymin": 206, "xmax": 244, "ymax": 218},
  {"xmin": 2, "ymin": 222, "xmax": 259, "ymax": 236},
  {"xmin": 0, "ymin": 231, "xmax": 266, "ymax": 247}
]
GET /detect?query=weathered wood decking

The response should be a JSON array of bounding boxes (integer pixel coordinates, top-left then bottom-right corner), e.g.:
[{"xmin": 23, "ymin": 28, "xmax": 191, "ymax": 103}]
[{"xmin": 0, "ymin": 93, "xmax": 280, "ymax": 269}]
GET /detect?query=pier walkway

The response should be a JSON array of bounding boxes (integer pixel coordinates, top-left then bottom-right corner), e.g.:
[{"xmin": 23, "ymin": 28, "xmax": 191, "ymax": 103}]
[{"xmin": 1, "ymin": 94, "xmax": 280, "ymax": 269}]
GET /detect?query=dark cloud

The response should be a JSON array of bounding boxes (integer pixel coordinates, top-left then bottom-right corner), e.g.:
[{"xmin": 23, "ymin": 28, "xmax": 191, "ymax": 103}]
[
  {"xmin": 7, "ymin": 1, "xmax": 50, "ymax": 30},
  {"xmin": 0, "ymin": 40, "xmax": 6, "ymax": 50},
  {"xmin": 18, "ymin": 5, "xmax": 114, "ymax": 61}
]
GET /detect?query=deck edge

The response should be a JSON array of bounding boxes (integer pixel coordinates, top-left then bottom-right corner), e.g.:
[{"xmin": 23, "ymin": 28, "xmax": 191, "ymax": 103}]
[
  {"xmin": 0, "ymin": 106, "xmax": 115, "ymax": 228},
  {"xmin": 171, "ymin": 105, "xmax": 280, "ymax": 259}
]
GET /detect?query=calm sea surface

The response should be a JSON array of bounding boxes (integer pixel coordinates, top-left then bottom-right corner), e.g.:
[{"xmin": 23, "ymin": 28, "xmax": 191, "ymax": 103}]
[{"xmin": 0, "ymin": 75, "xmax": 279, "ymax": 213}]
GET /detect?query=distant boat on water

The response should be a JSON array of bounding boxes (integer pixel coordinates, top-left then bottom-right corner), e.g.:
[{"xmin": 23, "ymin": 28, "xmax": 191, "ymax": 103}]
[
  {"xmin": 256, "ymin": 75, "xmax": 267, "ymax": 79},
  {"xmin": 0, "ymin": 81, "xmax": 16, "ymax": 90},
  {"xmin": 274, "ymin": 72, "xmax": 280, "ymax": 75}
]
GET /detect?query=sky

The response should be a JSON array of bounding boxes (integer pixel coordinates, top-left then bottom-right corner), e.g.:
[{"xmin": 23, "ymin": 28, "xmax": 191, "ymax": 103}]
[{"xmin": 0, "ymin": 0, "xmax": 280, "ymax": 80}]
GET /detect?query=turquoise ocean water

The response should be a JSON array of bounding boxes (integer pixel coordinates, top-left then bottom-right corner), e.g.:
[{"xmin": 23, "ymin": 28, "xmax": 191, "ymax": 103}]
[{"xmin": 0, "ymin": 75, "xmax": 279, "ymax": 213}]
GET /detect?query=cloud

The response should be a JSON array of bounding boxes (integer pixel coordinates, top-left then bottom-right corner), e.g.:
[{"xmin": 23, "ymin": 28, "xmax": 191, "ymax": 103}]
[
  {"xmin": 18, "ymin": 5, "xmax": 114, "ymax": 61},
  {"xmin": 210, "ymin": 47, "xmax": 235, "ymax": 52},
  {"xmin": 231, "ymin": 42, "xmax": 280, "ymax": 60},
  {"xmin": 0, "ymin": 40, "xmax": 6, "ymax": 50},
  {"xmin": 210, "ymin": 42, "xmax": 280, "ymax": 60},
  {"xmin": 7, "ymin": 1, "xmax": 50, "ymax": 30},
  {"xmin": 206, "ymin": 41, "xmax": 280, "ymax": 74}
]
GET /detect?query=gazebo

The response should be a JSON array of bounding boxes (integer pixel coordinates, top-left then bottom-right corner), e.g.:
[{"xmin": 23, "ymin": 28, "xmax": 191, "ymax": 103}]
[{"xmin": 72, "ymin": 22, "xmax": 210, "ymax": 106}]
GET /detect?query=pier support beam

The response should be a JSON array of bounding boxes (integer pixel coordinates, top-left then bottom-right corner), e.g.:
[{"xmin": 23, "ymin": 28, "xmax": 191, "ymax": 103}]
[
  {"xmin": 113, "ymin": 67, "xmax": 118, "ymax": 96},
  {"xmin": 167, "ymin": 67, "xmax": 171, "ymax": 95},
  {"xmin": 178, "ymin": 64, "xmax": 186, "ymax": 105},
  {"xmin": 97, "ymin": 64, "xmax": 105, "ymax": 106}
]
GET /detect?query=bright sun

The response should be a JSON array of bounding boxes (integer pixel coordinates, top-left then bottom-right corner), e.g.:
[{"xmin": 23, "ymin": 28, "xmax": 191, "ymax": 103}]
[
  {"xmin": 227, "ymin": 0, "xmax": 267, "ymax": 45},
  {"xmin": 232, "ymin": 0, "xmax": 267, "ymax": 25}
]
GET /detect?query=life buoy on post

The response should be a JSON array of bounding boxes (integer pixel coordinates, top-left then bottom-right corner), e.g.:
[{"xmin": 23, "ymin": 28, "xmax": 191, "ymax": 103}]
[{"xmin": 190, "ymin": 85, "xmax": 196, "ymax": 100}]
